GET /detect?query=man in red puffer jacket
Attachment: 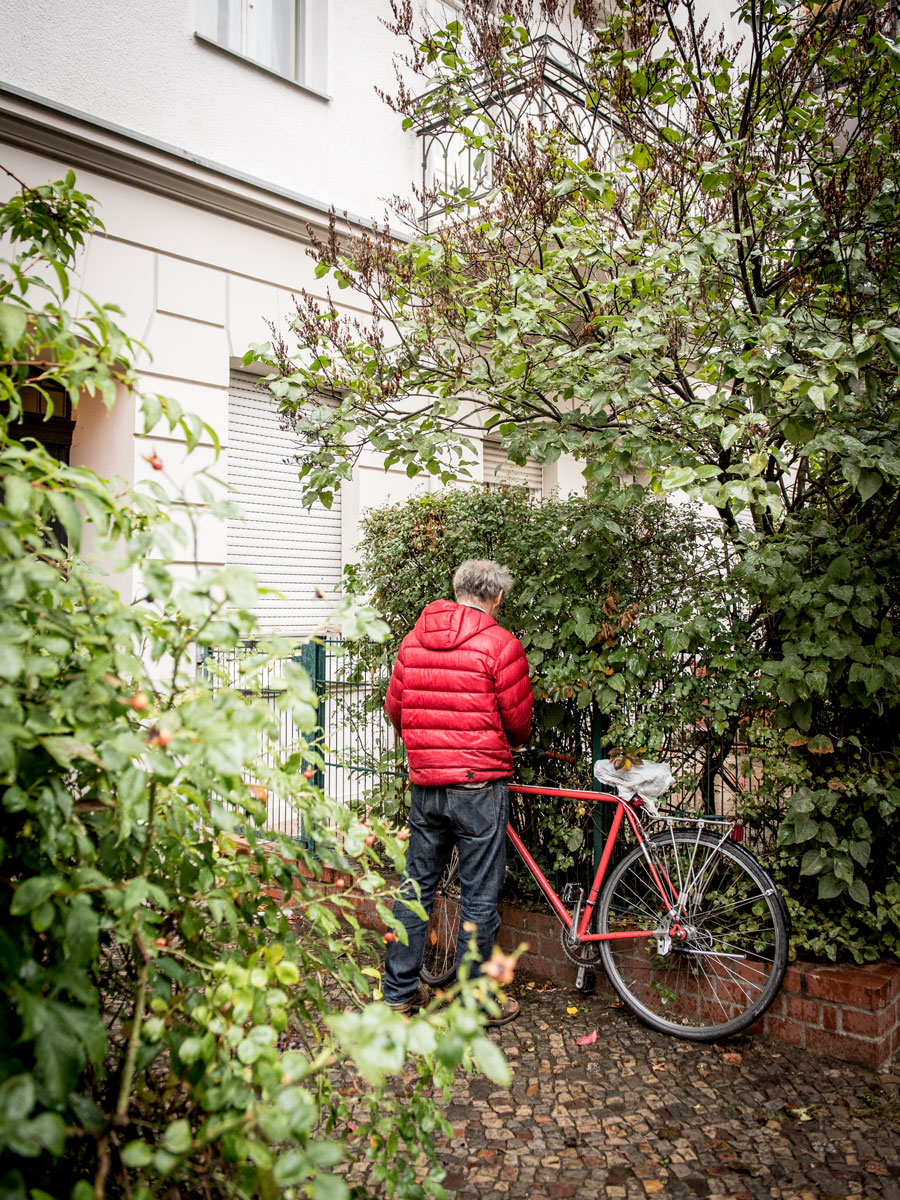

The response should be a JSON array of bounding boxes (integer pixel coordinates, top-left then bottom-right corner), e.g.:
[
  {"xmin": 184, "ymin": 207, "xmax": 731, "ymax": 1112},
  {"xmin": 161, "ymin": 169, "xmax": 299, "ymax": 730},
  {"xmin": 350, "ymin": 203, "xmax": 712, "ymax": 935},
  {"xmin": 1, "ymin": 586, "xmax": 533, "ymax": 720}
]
[{"xmin": 382, "ymin": 559, "xmax": 533, "ymax": 1024}]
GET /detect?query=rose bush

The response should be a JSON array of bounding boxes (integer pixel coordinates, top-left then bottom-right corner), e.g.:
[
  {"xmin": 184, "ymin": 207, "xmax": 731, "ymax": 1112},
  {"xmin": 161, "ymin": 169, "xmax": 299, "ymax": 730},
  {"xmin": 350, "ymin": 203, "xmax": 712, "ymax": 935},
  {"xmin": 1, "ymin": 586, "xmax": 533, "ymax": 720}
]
[{"xmin": 0, "ymin": 175, "xmax": 511, "ymax": 1200}]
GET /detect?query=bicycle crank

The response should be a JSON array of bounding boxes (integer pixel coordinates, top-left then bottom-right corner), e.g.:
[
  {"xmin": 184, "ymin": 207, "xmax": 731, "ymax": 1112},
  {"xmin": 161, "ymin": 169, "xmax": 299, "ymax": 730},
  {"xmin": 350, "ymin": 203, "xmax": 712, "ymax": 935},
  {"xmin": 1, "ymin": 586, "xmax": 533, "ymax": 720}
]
[
  {"xmin": 559, "ymin": 885, "xmax": 603, "ymax": 966},
  {"xmin": 560, "ymin": 925, "xmax": 604, "ymax": 965}
]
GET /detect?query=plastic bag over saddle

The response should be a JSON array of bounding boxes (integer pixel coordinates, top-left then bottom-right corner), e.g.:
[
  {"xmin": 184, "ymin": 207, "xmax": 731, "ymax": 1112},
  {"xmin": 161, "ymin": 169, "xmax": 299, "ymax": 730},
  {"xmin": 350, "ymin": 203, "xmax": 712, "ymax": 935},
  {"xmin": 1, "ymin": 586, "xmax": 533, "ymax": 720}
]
[{"xmin": 593, "ymin": 759, "xmax": 674, "ymax": 806}]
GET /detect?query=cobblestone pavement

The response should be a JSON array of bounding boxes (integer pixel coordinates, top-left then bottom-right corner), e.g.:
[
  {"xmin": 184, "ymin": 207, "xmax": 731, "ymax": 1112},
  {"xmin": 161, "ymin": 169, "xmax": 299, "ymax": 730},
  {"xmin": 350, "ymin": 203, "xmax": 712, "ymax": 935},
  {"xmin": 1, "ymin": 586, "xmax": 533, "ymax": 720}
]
[{"xmin": 429, "ymin": 978, "xmax": 900, "ymax": 1200}]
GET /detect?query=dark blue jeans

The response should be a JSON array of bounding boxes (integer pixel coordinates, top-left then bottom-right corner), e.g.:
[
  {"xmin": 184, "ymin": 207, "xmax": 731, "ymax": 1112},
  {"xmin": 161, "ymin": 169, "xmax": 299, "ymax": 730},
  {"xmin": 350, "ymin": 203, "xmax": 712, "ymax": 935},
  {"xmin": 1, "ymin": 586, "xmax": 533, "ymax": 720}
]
[{"xmin": 383, "ymin": 780, "xmax": 509, "ymax": 1005}]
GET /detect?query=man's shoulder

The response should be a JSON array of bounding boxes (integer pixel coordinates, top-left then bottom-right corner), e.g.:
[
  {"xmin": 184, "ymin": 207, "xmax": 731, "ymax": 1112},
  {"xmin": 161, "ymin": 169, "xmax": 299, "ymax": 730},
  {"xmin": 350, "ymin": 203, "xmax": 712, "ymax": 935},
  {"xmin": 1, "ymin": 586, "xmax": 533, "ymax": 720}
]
[
  {"xmin": 478, "ymin": 622, "xmax": 525, "ymax": 655},
  {"xmin": 396, "ymin": 626, "xmax": 420, "ymax": 653}
]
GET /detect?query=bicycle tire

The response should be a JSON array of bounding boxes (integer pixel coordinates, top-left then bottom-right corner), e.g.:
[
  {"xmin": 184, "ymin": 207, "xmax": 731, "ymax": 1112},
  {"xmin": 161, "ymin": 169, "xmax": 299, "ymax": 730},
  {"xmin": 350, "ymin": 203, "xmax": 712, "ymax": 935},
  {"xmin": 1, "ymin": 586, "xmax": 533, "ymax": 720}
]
[
  {"xmin": 597, "ymin": 830, "xmax": 788, "ymax": 1040},
  {"xmin": 420, "ymin": 847, "xmax": 461, "ymax": 987}
]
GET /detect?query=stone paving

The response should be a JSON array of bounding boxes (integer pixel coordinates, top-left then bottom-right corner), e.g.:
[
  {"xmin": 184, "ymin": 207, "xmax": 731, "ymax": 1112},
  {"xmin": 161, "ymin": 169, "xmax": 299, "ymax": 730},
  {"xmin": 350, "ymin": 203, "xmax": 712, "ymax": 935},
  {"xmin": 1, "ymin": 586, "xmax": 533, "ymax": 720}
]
[{"xmin": 426, "ymin": 978, "xmax": 900, "ymax": 1200}]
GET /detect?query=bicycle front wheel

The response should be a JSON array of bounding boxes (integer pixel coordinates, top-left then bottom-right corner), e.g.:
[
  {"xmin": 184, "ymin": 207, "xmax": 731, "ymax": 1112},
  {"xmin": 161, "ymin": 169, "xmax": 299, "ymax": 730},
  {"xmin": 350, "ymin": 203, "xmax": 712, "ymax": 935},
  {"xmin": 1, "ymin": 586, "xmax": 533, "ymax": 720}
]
[
  {"xmin": 420, "ymin": 847, "xmax": 461, "ymax": 987},
  {"xmin": 597, "ymin": 830, "xmax": 788, "ymax": 1040}
]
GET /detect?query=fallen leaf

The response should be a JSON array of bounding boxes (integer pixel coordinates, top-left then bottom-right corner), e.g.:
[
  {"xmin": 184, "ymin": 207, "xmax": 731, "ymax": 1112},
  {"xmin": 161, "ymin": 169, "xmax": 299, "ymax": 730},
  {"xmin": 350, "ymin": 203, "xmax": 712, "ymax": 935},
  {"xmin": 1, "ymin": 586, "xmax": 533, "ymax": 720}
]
[
  {"xmin": 575, "ymin": 1029, "xmax": 597, "ymax": 1046},
  {"xmin": 721, "ymin": 1051, "xmax": 743, "ymax": 1067},
  {"xmin": 785, "ymin": 1105, "xmax": 813, "ymax": 1122},
  {"xmin": 566, "ymin": 1006, "xmax": 579, "ymax": 1016}
]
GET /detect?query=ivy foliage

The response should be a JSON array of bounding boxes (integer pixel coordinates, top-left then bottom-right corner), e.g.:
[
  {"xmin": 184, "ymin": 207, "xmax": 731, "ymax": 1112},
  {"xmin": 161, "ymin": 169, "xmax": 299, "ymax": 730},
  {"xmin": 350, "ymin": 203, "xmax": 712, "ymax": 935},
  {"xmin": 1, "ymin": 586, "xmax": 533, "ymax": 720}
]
[
  {"xmin": 0, "ymin": 176, "xmax": 511, "ymax": 1200},
  {"xmin": 347, "ymin": 486, "xmax": 755, "ymax": 890},
  {"xmin": 348, "ymin": 485, "xmax": 747, "ymax": 742}
]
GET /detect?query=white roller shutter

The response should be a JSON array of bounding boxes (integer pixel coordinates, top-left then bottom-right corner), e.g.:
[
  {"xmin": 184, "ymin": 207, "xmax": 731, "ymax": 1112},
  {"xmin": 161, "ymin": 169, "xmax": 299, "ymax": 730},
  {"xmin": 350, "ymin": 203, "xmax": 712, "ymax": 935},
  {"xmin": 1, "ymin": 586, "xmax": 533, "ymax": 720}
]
[
  {"xmin": 482, "ymin": 437, "xmax": 543, "ymax": 497},
  {"xmin": 227, "ymin": 371, "xmax": 342, "ymax": 635}
]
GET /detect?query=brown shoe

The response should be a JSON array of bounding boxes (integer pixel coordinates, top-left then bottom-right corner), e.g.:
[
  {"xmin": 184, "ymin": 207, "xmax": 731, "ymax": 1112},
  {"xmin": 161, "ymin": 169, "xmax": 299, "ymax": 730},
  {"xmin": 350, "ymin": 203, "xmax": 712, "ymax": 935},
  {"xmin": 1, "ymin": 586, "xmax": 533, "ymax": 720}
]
[
  {"xmin": 486, "ymin": 998, "xmax": 520, "ymax": 1026},
  {"xmin": 386, "ymin": 983, "xmax": 431, "ymax": 1016}
]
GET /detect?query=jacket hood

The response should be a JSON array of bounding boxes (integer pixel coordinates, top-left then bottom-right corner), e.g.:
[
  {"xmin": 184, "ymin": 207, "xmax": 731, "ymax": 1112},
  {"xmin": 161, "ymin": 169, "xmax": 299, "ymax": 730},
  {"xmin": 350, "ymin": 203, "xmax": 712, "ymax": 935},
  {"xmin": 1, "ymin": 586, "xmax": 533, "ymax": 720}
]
[{"xmin": 414, "ymin": 599, "xmax": 495, "ymax": 651}]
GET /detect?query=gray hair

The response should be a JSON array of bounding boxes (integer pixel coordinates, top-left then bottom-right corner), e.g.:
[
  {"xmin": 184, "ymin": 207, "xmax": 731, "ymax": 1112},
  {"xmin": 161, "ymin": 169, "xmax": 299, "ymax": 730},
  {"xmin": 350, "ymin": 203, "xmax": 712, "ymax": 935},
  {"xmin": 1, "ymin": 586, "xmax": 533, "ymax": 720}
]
[{"xmin": 453, "ymin": 559, "xmax": 513, "ymax": 601}]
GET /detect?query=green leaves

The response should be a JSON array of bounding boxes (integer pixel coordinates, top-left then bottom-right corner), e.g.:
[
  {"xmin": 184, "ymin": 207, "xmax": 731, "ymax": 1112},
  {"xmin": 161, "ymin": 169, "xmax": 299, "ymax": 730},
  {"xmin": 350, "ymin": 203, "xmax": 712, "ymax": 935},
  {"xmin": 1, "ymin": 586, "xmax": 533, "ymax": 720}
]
[
  {"xmin": 0, "ymin": 175, "xmax": 513, "ymax": 1200},
  {"xmin": 162, "ymin": 1119, "xmax": 193, "ymax": 1155},
  {"xmin": 10, "ymin": 874, "xmax": 62, "ymax": 914},
  {"xmin": 659, "ymin": 466, "xmax": 696, "ymax": 492},
  {"xmin": 470, "ymin": 1035, "xmax": 511, "ymax": 1085},
  {"xmin": 312, "ymin": 1174, "xmax": 350, "ymax": 1200},
  {"xmin": 121, "ymin": 1141, "xmax": 154, "ymax": 1167},
  {"xmin": 628, "ymin": 143, "xmax": 654, "ymax": 170},
  {"xmin": 0, "ymin": 300, "xmax": 27, "ymax": 350},
  {"xmin": 0, "ymin": 1076, "xmax": 66, "ymax": 1158}
]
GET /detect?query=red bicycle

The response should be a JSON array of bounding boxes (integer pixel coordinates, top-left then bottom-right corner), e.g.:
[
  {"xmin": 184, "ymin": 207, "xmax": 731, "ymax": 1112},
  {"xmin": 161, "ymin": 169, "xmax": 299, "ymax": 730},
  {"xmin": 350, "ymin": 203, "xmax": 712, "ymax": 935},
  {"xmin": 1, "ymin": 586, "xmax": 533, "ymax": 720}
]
[{"xmin": 420, "ymin": 778, "xmax": 789, "ymax": 1041}]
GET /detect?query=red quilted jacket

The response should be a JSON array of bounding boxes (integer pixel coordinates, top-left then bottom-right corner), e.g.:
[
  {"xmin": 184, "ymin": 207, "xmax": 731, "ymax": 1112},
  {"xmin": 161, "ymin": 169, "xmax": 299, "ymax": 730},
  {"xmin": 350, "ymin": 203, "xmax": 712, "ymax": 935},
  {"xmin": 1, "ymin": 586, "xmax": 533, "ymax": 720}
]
[{"xmin": 385, "ymin": 600, "xmax": 534, "ymax": 786}]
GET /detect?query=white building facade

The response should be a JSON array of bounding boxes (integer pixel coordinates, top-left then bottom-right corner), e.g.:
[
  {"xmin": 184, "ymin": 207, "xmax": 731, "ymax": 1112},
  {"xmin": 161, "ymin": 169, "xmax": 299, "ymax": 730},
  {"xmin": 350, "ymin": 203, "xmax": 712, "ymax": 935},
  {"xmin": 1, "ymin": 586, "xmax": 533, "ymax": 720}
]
[{"xmin": 0, "ymin": 0, "xmax": 582, "ymax": 635}]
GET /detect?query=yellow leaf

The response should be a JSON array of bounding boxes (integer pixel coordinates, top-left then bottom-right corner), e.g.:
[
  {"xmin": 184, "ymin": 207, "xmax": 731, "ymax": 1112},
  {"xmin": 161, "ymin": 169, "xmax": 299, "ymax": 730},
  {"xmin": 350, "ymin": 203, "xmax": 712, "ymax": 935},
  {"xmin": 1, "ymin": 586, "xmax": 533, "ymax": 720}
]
[{"xmin": 566, "ymin": 1006, "xmax": 578, "ymax": 1016}]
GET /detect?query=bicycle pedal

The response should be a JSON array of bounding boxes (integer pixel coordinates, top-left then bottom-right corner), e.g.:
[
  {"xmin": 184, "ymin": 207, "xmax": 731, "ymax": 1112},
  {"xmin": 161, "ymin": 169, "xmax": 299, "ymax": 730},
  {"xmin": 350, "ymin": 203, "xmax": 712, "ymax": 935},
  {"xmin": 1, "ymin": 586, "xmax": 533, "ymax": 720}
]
[
  {"xmin": 575, "ymin": 968, "xmax": 596, "ymax": 994},
  {"xmin": 561, "ymin": 883, "xmax": 583, "ymax": 905}
]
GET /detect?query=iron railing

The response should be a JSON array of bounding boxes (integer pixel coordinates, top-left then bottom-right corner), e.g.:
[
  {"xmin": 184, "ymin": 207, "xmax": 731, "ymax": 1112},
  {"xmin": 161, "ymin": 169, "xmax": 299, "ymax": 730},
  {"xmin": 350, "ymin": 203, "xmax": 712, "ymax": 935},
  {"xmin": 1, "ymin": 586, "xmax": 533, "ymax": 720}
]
[
  {"xmin": 197, "ymin": 639, "xmax": 768, "ymax": 849},
  {"xmin": 196, "ymin": 638, "xmax": 401, "ymax": 841}
]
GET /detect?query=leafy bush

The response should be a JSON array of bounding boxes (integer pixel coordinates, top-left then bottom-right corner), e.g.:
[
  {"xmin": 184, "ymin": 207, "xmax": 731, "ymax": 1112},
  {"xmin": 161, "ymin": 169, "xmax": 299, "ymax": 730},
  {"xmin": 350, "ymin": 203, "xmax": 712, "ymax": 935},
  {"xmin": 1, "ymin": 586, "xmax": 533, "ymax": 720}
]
[
  {"xmin": 346, "ymin": 485, "xmax": 757, "ymax": 891},
  {"xmin": 0, "ymin": 176, "xmax": 510, "ymax": 1200},
  {"xmin": 350, "ymin": 484, "xmax": 900, "ymax": 962}
]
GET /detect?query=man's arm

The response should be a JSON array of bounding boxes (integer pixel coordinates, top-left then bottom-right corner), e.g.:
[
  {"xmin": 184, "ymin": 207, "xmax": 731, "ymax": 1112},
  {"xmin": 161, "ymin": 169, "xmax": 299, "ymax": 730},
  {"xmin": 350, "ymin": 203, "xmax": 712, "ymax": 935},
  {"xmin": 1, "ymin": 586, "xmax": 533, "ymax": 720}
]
[
  {"xmin": 384, "ymin": 643, "xmax": 406, "ymax": 735},
  {"xmin": 494, "ymin": 636, "xmax": 534, "ymax": 748}
]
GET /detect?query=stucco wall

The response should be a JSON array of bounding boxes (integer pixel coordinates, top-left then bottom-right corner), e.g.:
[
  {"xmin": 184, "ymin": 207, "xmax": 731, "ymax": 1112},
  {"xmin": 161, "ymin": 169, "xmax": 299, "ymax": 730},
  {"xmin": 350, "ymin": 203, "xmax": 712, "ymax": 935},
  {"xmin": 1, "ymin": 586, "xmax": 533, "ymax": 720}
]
[
  {"xmin": 0, "ymin": 138, "xmax": 455, "ymax": 591},
  {"xmin": 0, "ymin": 0, "xmax": 419, "ymax": 220}
]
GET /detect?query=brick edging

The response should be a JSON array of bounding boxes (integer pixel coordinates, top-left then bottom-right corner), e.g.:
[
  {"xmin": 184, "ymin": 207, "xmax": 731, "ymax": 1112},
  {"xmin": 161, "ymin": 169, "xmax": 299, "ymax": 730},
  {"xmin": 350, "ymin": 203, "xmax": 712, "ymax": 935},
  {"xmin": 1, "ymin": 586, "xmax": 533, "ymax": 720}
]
[{"xmin": 497, "ymin": 900, "xmax": 899, "ymax": 1068}]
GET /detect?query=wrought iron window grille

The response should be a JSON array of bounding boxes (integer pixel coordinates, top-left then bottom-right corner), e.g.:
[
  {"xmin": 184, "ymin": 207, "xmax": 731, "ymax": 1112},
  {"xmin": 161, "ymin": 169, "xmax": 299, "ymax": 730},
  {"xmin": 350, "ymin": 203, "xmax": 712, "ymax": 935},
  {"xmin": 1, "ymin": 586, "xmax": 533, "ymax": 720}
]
[{"xmin": 409, "ymin": 33, "xmax": 620, "ymax": 224}]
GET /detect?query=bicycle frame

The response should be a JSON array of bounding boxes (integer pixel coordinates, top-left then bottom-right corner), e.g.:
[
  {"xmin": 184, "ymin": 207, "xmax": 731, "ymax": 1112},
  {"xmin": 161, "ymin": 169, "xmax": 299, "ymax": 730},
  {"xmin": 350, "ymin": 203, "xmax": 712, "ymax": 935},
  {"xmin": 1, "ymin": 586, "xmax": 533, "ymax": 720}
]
[{"xmin": 508, "ymin": 784, "xmax": 671, "ymax": 945}]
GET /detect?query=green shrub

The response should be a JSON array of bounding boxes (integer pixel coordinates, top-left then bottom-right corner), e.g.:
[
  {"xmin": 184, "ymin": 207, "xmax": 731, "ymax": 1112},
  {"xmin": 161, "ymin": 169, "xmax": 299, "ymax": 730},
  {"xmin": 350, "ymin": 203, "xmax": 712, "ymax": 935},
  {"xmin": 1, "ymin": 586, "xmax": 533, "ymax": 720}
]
[
  {"xmin": 347, "ymin": 485, "xmax": 758, "ymax": 892},
  {"xmin": 350, "ymin": 485, "xmax": 900, "ymax": 963},
  {"xmin": 0, "ymin": 175, "xmax": 510, "ymax": 1200}
]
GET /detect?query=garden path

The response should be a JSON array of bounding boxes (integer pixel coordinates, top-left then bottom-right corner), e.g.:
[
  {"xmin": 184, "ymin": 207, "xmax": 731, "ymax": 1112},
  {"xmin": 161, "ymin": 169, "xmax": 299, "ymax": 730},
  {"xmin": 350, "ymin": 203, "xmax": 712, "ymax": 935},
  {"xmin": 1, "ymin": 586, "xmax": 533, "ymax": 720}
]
[{"xmin": 431, "ymin": 977, "xmax": 900, "ymax": 1200}]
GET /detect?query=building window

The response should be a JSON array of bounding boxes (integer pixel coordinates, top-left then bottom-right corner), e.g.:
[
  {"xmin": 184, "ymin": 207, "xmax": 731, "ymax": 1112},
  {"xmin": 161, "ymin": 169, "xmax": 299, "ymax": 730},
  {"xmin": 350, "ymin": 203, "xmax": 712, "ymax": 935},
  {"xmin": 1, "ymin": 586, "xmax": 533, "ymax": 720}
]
[
  {"xmin": 482, "ymin": 438, "xmax": 543, "ymax": 499},
  {"xmin": 197, "ymin": 0, "xmax": 307, "ymax": 84},
  {"xmin": 3, "ymin": 379, "xmax": 74, "ymax": 464}
]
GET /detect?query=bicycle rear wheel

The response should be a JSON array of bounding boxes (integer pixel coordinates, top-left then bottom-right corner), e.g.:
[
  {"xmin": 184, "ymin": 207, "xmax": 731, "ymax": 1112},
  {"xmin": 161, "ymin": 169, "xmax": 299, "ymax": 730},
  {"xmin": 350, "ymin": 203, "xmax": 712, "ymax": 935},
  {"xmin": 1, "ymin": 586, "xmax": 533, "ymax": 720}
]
[
  {"xmin": 597, "ymin": 830, "xmax": 788, "ymax": 1040},
  {"xmin": 420, "ymin": 847, "xmax": 461, "ymax": 987}
]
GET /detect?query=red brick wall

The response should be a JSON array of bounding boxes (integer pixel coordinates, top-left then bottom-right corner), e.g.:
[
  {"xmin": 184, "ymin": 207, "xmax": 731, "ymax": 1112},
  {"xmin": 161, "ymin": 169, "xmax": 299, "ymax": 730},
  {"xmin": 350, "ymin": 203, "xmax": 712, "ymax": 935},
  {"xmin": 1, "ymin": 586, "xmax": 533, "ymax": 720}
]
[{"xmin": 750, "ymin": 960, "xmax": 900, "ymax": 1068}]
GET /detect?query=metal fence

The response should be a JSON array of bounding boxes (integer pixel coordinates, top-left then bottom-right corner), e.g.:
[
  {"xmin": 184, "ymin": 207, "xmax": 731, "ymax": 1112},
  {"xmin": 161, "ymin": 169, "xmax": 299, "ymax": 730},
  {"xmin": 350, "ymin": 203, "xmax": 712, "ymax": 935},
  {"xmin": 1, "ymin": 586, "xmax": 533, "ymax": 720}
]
[
  {"xmin": 317, "ymin": 638, "xmax": 401, "ymax": 810},
  {"xmin": 196, "ymin": 638, "xmax": 400, "ymax": 841},
  {"xmin": 197, "ymin": 639, "xmax": 768, "ymax": 846}
]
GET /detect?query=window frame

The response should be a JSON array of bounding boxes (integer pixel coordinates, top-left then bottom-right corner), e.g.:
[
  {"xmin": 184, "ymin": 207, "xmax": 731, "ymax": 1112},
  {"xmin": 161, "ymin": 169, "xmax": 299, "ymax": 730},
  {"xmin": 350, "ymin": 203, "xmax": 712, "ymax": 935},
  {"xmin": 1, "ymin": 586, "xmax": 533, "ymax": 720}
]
[{"xmin": 195, "ymin": 0, "xmax": 330, "ymax": 100}]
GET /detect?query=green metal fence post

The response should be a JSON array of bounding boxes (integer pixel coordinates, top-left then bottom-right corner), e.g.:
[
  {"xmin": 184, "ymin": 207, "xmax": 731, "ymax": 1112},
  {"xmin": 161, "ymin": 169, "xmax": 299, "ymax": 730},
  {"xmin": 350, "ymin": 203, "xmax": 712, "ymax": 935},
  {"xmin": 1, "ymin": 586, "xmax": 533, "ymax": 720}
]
[
  {"xmin": 296, "ymin": 641, "xmax": 326, "ymax": 785},
  {"xmin": 295, "ymin": 641, "xmax": 327, "ymax": 849},
  {"xmin": 703, "ymin": 731, "xmax": 716, "ymax": 817}
]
